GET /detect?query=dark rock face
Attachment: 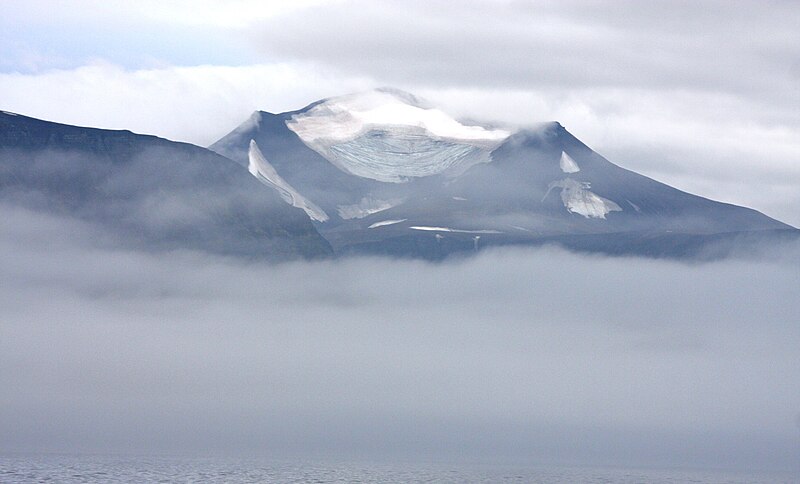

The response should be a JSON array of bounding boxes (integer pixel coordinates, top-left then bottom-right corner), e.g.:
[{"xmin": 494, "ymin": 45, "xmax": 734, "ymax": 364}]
[{"xmin": 0, "ymin": 111, "xmax": 332, "ymax": 260}]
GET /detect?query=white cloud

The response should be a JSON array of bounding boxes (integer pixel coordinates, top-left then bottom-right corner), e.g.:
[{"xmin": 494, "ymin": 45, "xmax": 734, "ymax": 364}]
[
  {"xmin": 0, "ymin": 62, "xmax": 373, "ymax": 145},
  {"xmin": 135, "ymin": 0, "xmax": 344, "ymax": 28}
]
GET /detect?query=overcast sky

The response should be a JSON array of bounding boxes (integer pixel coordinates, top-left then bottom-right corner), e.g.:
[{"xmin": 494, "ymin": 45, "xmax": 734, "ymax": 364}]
[{"xmin": 1, "ymin": 0, "xmax": 798, "ymax": 226}]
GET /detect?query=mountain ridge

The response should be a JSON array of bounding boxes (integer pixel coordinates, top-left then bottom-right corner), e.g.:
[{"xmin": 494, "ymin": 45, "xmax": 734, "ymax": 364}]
[
  {"xmin": 2, "ymin": 89, "xmax": 794, "ymax": 262},
  {"xmin": 0, "ymin": 110, "xmax": 333, "ymax": 260}
]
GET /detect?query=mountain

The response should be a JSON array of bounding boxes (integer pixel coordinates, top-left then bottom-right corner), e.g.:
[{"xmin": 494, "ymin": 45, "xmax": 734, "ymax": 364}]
[
  {"xmin": 211, "ymin": 88, "xmax": 796, "ymax": 259},
  {"xmin": 0, "ymin": 110, "xmax": 332, "ymax": 260}
]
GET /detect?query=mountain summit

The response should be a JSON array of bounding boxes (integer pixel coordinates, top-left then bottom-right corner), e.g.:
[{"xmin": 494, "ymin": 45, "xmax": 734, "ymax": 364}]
[
  {"xmin": 211, "ymin": 89, "xmax": 794, "ymax": 259},
  {"xmin": 284, "ymin": 88, "xmax": 510, "ymax": 183}
]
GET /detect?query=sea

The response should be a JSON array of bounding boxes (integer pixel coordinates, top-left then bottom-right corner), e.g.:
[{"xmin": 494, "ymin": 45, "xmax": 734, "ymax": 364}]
[{"xmin": 0, "ymin": 454, "xmax": 797, "ymax": 483}]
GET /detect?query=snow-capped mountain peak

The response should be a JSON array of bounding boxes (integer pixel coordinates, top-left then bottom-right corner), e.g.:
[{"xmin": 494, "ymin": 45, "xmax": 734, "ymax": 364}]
[
  {"xmin": 284, "ymin": 88, "xmax": 510, "ymax": 183},
  {"xmin": 208, "ymin": 89, "xmax": 793, "ymax": 259}
]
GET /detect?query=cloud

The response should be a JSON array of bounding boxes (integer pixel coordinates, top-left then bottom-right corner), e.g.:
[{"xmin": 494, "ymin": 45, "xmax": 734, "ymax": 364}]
[
  {"xmin": 1, "ymin": 204, "xmax": 799, "ymax": 471},
  {"xmin": 0, "ymin": 62, "xmax": 373, "ymax": 145},
  {"xmin": 1, "ymin": 0, "xmax": 340, "ymax": 31},
  {"xmin": 250, "ymin": 0, "xmax": 800, "ymax": 97},
  {"xmin": 0, "ymin": 0, "xmax": 344, "ymax": 72}
]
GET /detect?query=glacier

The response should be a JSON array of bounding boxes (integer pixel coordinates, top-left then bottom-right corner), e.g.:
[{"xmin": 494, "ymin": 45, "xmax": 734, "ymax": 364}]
[{"xmin": 286, "ymin": 88, "xmax": 510, "ymax": 183}]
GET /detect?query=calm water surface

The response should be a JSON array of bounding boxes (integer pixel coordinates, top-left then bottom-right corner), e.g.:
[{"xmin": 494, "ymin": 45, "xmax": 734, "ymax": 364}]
[{"xmin": 0, "ymin": 454, "xmax": 796, "ymax": 483}]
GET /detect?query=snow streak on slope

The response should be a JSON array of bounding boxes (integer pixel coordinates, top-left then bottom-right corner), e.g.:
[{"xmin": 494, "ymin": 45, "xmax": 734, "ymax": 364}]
[
  {"xmin": 409, "ymin": 226, "xmax": 503, "ymax": 234},
  {"xmin": 545, "ymin": 178, "xmax": 622, "ymax": 219},
  {"xmin": 248, "ymin": 140, "xmax": 329, "ymax": 222},
  {"xmin": 559, "ymin": 151, "xmax": 580, "ymax": 173},
  {"xmin": 368, "ymin": 219, "xmax": 407, "ymax": 229},
  {"xmin": 286, "ymin": 88, "xmax": 511, "ymax": 183}
]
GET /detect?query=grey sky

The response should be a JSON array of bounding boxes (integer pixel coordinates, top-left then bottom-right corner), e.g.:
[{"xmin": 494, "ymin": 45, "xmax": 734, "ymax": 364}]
[{"xmin": 253, "ymin": 0, "xmax": 799, "ymax": 98}]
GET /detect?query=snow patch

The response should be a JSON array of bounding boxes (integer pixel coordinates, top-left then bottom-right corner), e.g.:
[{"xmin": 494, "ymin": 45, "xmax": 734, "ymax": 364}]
[
  {"xmin": 1, "ymin": 110, "xmax": 19, "ymax": 116},
  {"xmin": 452, "ymin": 196, "xmax": 467, "ymax": 201},
  {"xmin": 368, "ymin": 219, "xmax": 407, "ymax": 229},
  {"xmin": 559, "ymin": 151, "xmax": 580, "ymax": 173},
  {"xmin": 337, "ymin": 197, "xmax": 400, "ymax": 220},
  {"xmin": 544, "ymin": 178, "xmax": 621, "ymax": 219},
  {"xmin": 410, "ymin": 226, "xmax": 502, "ymax": 234},
  {"xmin": 627, "ymin": 199, "xmax": 642, "ymax": 212},
  {"xmin": 248, "ymin": 140, "xmax": 329, "ymax": 222}
]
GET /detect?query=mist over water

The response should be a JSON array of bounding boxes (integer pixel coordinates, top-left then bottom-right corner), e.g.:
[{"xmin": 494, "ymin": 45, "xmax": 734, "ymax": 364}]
[{"xmin": 1, "ymin": 204, "xmax": 799, "ymax": 473}]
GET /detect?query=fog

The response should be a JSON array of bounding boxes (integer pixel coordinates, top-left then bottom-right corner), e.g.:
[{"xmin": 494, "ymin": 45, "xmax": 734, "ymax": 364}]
[{"xmin": 1, "ymin": 204, "xmax": 798, "ymax": 472}]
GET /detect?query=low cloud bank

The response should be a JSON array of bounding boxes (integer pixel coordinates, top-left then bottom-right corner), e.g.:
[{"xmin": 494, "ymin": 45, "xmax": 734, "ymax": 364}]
[{"xmin": 1, "ymin": 205, "xmax": 799, "ymax": 471}]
